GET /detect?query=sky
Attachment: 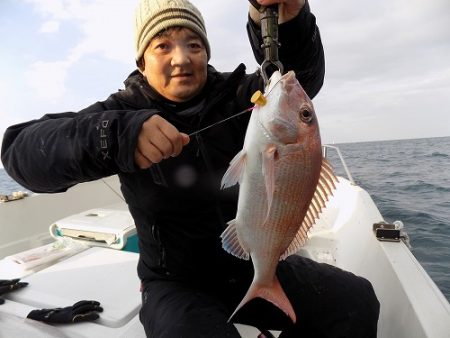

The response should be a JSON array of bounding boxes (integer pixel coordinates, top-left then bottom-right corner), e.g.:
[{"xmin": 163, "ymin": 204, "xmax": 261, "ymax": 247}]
[{"xmin": 0, "ymin": 0, "xmax": 449, "ymax": 154}]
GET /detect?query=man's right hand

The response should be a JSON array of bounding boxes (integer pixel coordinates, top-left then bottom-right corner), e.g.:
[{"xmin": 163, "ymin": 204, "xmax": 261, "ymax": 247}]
[
  {"xmin": 249, "ymin": 0, "xmax": 306, "ymax": 25},
  {"xmin": 135, "ymin": 115, "xmax": 190, "ymax": 169}
]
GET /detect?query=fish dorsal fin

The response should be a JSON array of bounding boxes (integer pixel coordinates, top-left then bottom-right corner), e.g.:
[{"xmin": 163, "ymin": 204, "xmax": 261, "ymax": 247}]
[
  {"xmin": 280, "ymin": 158, "xmax": 339, "ymax": 260},
  {"xmin": 221, "ymin": 149, "xmax": 247, "ymax": 189},
  {"xmin": 220, "ymin": 219, "xmax": 250, "ymax": 260}
]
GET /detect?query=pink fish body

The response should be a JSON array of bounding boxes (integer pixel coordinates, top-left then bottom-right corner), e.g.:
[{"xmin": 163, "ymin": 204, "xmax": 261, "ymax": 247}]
[{"xmin": 221, "ymin": 70, "xmax": 337, "ymax": 323}]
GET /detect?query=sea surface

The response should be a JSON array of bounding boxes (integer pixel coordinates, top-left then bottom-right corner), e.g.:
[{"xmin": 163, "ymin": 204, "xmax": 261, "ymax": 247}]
[
  {"xmin": 325, "ymin": 136, "xmax": 450, "ymax": 303},
  {"xmin": 1, "ymin": 136, "xmax": 449, "ymax": 302}
]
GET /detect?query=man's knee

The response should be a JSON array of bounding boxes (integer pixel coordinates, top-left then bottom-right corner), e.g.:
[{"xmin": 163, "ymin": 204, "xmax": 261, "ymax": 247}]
[
  {"xmin": 353, "ymin": 275, "xmax": 380, "ymax": 315},
  {"xmin": 278, "ymin": 257, "xmax": 380, "ymax": 337},
  {"xmin": 334, "ymin": 274, "xmax": 379, "ymax": 338}
]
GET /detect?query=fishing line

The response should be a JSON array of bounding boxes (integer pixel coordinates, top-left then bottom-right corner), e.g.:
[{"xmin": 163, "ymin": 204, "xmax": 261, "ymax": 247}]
[
  {"xmin": 101, "ymin": 178, "xmax": 125, "ymax": 202},
  {"xmin": 188, "ymin": 75, "xmax": 283, "ymax": 137},
  {"xmin": 188, "ymin": 107, "xmax": 254, "ymax": 137}
]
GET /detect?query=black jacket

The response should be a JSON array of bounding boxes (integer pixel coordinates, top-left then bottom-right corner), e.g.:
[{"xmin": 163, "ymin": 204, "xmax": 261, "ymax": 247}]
[{"xmin": 1, "ymin": 5, "xmax": 325, "ymax": 284}]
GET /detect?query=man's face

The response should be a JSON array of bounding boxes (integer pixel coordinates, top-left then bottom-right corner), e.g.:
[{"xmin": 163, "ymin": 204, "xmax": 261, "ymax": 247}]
[{"xmin": 141, "ymin": 27, "xmax": 208, "ymax": 102}]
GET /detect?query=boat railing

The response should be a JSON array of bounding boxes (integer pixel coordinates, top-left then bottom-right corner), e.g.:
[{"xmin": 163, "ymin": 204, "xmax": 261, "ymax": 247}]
[{"xmin": 322, "ymin": 145, "xmax": 355, "ymax": 184}]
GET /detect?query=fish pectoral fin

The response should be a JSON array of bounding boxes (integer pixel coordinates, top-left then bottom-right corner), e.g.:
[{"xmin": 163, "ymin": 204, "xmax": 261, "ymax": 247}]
[
  {"xmin": 220, "ymin": 219, "xmax": 250, "ymax": 260},
  {"xmin": 281, "ymin": 157, "xmax": 339, "ymax": 260},
  {"xmin": 262, "ymin": 145, "xmax": 277, "ymax": 218},
  {"xmin": 221, "ymin": 149, "xmax": 247, "ymax": 189}
]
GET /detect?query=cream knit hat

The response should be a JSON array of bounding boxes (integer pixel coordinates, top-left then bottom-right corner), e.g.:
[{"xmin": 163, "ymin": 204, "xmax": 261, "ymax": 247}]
[{"xmin": 134, "ymin": 0, "xmax": 211, "ymax": 61}]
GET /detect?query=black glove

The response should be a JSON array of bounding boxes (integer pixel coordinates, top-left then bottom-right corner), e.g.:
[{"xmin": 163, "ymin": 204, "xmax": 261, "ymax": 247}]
[
  {"xmin": 0, "ymin": 279, "xmax": 29, "ymax": 304},
  {"xmin": 27, "ymin": 300, "xmax": 103, "ymax": 324}
]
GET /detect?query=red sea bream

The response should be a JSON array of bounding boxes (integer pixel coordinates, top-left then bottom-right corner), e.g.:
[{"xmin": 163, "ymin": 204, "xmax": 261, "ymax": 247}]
[{"xmin": 221, "ymin": 70, "xmax": 337, "ymax": 323}]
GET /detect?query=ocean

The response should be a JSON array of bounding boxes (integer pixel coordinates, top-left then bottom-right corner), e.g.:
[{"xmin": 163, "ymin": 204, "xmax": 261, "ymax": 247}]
[
  {"xmin": 1, "ymin": 136, "xmax": 449, "ymax": 302},
  {"xmin": 325, "ymin": 136, "xmax": 450, "ymax": 303}
]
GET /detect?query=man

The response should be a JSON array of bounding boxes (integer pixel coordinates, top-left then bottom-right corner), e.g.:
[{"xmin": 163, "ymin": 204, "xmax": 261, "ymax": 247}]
[{"xmin": 1, "ymin": 0, "xmax": 380, "ymax": 337}]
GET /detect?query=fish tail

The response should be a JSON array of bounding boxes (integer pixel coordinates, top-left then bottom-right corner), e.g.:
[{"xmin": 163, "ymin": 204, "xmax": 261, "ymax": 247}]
[{"xmin": 228, "ymin": 277, "xmax": 297, "ymax": 323}]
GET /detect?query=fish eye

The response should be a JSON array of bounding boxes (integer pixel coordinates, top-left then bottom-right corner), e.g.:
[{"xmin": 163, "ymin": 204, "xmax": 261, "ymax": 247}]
[{"xmin": 299, "ymin": 109, "xmax": 313, "ymax": 123}]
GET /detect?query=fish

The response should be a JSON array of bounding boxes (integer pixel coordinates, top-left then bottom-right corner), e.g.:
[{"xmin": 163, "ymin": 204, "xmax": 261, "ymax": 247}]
[{"xmin": 220, "ymin": 70, "xmax": 337, "ymax": 323}]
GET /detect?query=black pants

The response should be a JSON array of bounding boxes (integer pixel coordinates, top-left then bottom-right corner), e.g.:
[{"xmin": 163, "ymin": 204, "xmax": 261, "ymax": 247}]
[{"xmin": 139, "ymin": 255, "xmax": 380, "ymax": 338}]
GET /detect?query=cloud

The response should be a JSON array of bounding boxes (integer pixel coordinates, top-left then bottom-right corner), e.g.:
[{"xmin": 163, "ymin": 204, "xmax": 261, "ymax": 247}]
[
  {"xmin": 194, "ymin": 1, "xmax": 258, "ymax": 71},
  {"xmin": 25, "ymin": 60, "xmax": 70, "ymax": 101},
  {"xmin": 66, "ymin": 1, "xmax": 135, "ymax": 63},
  {"xmin": 21, "ymin": 0, "xmax": 251, "ymax": 102},
  {"xmin": 0, "ymin": 81, "xmax": 24, "ymax": 153},
  {"xmin": 24, "ymin": 0, "xmax": 135, "ymax": 61},
  {"xmin": 0, "ymin": 81, "xmax": 11, "ymax": 125},
  {"xmin": 21, "ymin": 0, "xmax": 136, "ymax": 101},
  {"xmin": 39, "ymin": 20, "xmax": 60, "ymax": 33},
  {"xmin": 316, "ymin": 1, "xmax": 449, "ymax": 80},
  {"xmin": 312, "ymin": 0, "xmax": 450, "ymax": 142},
  {"xmin": 22, "ymin": 0, "xmax": 74, "ymax": 20}
]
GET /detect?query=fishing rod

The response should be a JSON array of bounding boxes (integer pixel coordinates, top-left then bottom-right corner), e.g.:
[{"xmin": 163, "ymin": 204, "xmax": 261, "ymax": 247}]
[{"xmin": 248, "ymin": 0, "xmax": 283, "ymax": 85}]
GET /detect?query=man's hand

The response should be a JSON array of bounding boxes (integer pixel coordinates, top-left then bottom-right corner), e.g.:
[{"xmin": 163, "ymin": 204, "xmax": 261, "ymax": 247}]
[
  {"xmin": 249, "ymin": 0, "xmax": 306, "ymax": 25},
  {"xmin": 0, "ymin": 279, "xmax": 29, "ymax": 304},
  {"xmin": 135, "ymin": 114, "xmax": 190, "ymax": 169}
]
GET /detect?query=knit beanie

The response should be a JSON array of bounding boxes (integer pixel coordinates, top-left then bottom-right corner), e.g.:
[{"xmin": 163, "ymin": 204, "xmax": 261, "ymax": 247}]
[{"xmin": 134, "ymin": 0, "xmax": 211, "ymax": 61}]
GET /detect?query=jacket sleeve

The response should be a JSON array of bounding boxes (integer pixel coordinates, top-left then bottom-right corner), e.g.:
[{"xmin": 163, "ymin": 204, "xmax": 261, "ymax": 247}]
[
  {"xmin": 1, "ymin": 99, "xmax": 157, "ymax": 193},
  {"xmin": 246, "ymin": 0, "xmax": 325, "ymax": 98}
]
